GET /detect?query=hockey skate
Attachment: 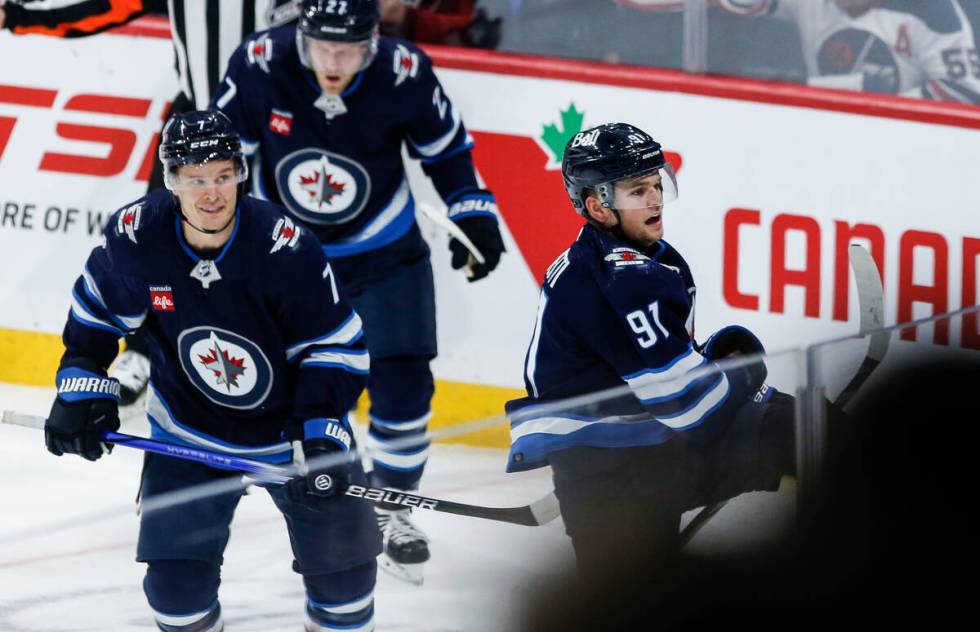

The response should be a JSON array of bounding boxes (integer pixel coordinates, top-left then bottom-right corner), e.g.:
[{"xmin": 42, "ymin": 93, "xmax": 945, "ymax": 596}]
[
  {"xmin": 111, "ymin": 349, "xmax": 150, "ymax": 406},
  {"xmin": 377, "ymin": 506, "xmax": 430, "ymax": 586}
]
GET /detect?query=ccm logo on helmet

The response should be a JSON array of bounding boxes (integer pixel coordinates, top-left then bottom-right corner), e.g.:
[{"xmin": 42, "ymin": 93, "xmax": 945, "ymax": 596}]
[{"xmin": 189, "ymin": 139, "xmax": 221, "ymax": 149}]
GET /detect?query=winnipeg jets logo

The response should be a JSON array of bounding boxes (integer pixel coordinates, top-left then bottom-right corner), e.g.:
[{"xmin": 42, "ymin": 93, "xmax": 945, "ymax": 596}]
[
  {"xmin": 116, "ymin": 203, "xmax": 142, "ymax": 244},
  {"xmin": 270, "ymin": 216, "xmax": 301, "ymax": 254},
  {"xmin": 197, "ymin": 334, "xmax": 247, "ymax": 392},
  {"xmin": 178, "ymin": 327, "xmax": 273, "ymax": 409},
  {"xmin": 275, "ymin": 149, "xmax": 370, "ymax": 225},
  {"xmin": 301, "ymin": 156, "xmax": 347, "ymax": 206},
  {"xmin": 393, "ymin": 44, "xmax": 419, "ymax": 87}
]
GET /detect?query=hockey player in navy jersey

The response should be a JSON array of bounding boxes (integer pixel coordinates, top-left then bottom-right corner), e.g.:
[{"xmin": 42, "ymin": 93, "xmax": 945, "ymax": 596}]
[
  {"xmin": 506, "ymin": 123, "xmax": 797, "ymax": 583},
  {"xmin": 43, "ymin": 110, "xmax": 381, "ymax": 631},
  {"xmin": 212, "ymin": 0, "xmax": 506, "ymax": 582}
]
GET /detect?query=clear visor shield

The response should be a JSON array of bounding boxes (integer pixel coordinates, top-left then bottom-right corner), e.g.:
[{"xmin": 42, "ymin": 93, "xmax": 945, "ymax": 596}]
[
  {"xmin": 297, "ymin": 31, "xmax": 376, "ymax": 76},
  {"xmin": 164, "ymin": 162, "xmax": 248, "ymax": 193},
  {"xmin": 605, "ymin": 164, "xmax": 678, "ymax": 211}
]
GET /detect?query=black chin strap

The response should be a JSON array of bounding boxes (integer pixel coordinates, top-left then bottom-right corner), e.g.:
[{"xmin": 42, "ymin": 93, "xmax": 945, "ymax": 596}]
[
  {"xmin": 180, "ymin": 210, "xmax": 236, "ymax": 235},
  {"xmin": 587, "ymin": 204, "xmax": 632, "ymax": 245}
]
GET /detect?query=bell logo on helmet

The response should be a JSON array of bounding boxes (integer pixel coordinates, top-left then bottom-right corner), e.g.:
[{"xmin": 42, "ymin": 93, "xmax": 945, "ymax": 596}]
[{"xmin": 570, "ymin": 129, "xmax": 600, "ymax": 149}]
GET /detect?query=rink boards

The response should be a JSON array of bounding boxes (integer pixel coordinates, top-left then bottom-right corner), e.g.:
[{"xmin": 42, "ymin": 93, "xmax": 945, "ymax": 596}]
[{"xmin": 1, "ymin": 18, "xmax": 978, "ymax": 446}]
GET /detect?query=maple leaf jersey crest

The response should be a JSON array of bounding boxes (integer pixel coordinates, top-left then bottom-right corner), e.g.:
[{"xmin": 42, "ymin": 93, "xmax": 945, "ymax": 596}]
[
  {"xmin": 246, "ymin": 34, "xmax": 274, "ymax": 73},
  {"xmin": 275, "ymin": 148, "xmax": 371, "ymax": 225},
  {"xmin": 393, "ymin": 43, "xmax": 420, "ymax": 87},
  {"xmin": 116, "ymin": 203, "xmax": 143, "ymax": 244},
  {"xmin": 178, "ymin": 326, "xmax": 273, "ymax": 409},
  {"xmin": 270, "ymin": 216, "xmax": 302, "ymax": 253}
]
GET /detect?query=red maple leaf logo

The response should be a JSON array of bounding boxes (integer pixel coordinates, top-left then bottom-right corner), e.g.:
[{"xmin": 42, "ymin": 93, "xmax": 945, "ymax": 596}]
[
  {"xmin": 283, "ymin": 225, "xmax": 295, "ymax": 239},
  {"xmin": 300, "ymin": 170, "xmax": 346, "ymax": 205},
  {"xmin": 198, "ymin": 346, "xmax": 247, "ymax": 391},
  {"xmin": 123, "ymin": 211, "xmax": 135, "ymax": 226}
]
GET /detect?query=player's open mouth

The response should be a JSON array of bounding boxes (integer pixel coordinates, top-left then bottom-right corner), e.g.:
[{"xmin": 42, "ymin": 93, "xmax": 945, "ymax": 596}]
[
  {"xmin": 325, "ymin": 75, "xmax": 340, "ymax": 82},
  {"xmin": 645, "ymin": 215, "xmax": 662, "ymax": 226}
]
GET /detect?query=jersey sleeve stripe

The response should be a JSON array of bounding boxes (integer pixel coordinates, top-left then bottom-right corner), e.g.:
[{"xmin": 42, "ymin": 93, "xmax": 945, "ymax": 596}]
[
  {"xmin": 623, "ymin": 344, "xmax": 705, "ymax": 381},
  {"xmin": 286, "ymin": 311, "xmax": 364, "ymax": 361},
  {"xmin": 407, "ymin": 105, "xmax": 462, "ymax": 158},
  {"xmin": 69, "ymin": 290, "xmax": 126, "ymax": 337},
  {"xmin": 300, "ymin": 348, "xmax": 371, "ymax": 375},
  {"xmin": 653, "ymin": 375, "xmax": 730, "ymax": 430}
]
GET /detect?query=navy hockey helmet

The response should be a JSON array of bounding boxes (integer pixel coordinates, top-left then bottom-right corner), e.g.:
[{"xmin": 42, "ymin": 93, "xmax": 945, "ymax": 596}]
[
  {"xmin": 158, "ymin": 109, "xmax": 248, "ymax": 191},
  {"xmin": 561, "ymin": 122, "xmax": 677, "ymax": 216},
  {"xmin": 297, "ymin": 0, "xmax": 380, "ymax": 72}
]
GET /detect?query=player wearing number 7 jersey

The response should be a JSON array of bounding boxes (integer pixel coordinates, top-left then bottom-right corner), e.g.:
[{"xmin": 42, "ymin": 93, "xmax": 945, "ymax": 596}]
[{"xmin": 505, "ymin": 123, "xmax": 799, "ymax": 583}]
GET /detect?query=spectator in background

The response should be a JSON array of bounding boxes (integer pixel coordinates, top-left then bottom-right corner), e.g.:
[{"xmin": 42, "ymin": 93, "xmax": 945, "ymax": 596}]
[
  {"xmin": 719, "ymin": 0, "xmax": 980, "ymax": 103},
  {"xmin": 379, "ymin": 0, "xmax": 501, "ymax": 48}
]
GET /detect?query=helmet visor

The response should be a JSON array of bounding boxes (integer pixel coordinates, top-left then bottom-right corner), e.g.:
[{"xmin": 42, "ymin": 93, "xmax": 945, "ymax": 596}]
[
  {"xmin": 297, "ymin": 30, "xmax": 377, "ymax": 75},
  {"xmin": 164, "ymin": 160, "xmax": 248, "ymax": 192},
  {"xmin": 607, "ymin": 164, "xmax": 678, "ymax": 211}
]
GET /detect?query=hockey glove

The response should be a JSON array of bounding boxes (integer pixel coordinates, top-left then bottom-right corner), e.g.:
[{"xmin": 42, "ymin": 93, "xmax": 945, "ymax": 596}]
[
  {"xmin": 700, "ymin": 325, "xmax": 768, "ymax": 393},
  {"xmin": 284, "ymin": 418, "xmax": 354, "ymax": 510},
  {"xmin": 447, "ymin": 192, "xmax": 505, "ymax": 282},
  {"xmin": 45, "ymin": 357, "xmax": 121, "ymax": 461}
]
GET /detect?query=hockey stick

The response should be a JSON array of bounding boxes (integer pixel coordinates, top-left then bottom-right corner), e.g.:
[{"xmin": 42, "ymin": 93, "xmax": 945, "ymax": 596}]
[
  {"xmin": 0, "ymin": 410, "xmax": 559, "ymax": 527},
  {"xmin": 678, "ymin": 244, "xmax": 888, "ymax": 546},
  {"xmin": 416, "ymin": 201, "xmax": 486, "ymax": 280}
]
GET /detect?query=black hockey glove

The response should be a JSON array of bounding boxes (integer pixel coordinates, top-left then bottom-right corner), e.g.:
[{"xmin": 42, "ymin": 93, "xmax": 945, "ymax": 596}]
[
  {"xmin": 284, "ymin": 418, "xmax": 354, "ymax": 511},
  {"xmin": 447, "ymin": 193, "xmax": 505, "ymax": 282},
  {"xmin": 45, "ymin": 357, "xmax": 121, "ymax": 461},
  {"xmin": 700, "ymin": 325, "xmax": 768, "ymax": 393}
]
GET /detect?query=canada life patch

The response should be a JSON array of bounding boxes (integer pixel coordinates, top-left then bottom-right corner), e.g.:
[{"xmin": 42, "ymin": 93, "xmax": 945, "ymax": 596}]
[
  {"xmin": 269, "ymin": 109, "xmax": 292, "ymax": 136},
  {"xmin": 150, "ymin": 285, "xmax": 175, "ymax": 311}
]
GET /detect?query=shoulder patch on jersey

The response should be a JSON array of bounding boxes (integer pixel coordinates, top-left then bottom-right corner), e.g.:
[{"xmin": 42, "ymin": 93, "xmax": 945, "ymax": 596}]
[
  {"xmin": 246, "ymin": 34, "xmax": 275, "ymax": 73},
  {"xmin": 393, "ymin": 43, "xmax": 421, "ymax": 87},
  {"xmin": 883, "ymin": 0, "xmax": 962, "ymax": 34},
  {"xmin": 116, "ymin": 202, "xmax": 143, "ymax": 244},
  {"xmin": 270, "ymin": 216, "xmax": 302, "ymax": 253},
  {"xmin": 604, "ymin": 247, "xmax": 650, "ymax": 268}
]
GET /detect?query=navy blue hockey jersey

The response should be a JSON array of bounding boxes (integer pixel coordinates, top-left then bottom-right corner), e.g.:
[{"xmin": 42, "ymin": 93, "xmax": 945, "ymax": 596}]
[
  {"xmin": 62, "ymin": 189, "xmax": 368, "ymax": 463},
  {"xmin": 214, "ymin": 28, "xmax": 490, "ymax": 258},
  {"xmin": 507, "ymin": 225, "xmax": 754, "ymax": 472}
]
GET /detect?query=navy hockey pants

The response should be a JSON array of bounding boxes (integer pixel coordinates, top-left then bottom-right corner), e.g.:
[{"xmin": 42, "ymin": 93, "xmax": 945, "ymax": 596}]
[
  {"xmin": 136, "ymin": 452, "xmax": 381, "ymax": 626},
  {"xmin": 549, "ymin": 392, "xmax": 796, "ymax": 583},
  {"xmin": 331, "ymin": 225, "xmax": 436, "ymax": 491}
]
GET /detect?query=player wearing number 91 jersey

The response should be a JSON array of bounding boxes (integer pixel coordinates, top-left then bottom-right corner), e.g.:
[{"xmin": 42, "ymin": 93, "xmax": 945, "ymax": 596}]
[{"xmin": 504, "ymin": 122, "xmax": 800, "ymax": 582}]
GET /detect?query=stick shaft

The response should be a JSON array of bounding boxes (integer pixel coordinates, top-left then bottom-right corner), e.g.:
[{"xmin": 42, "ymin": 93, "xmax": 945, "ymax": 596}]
[{"xmin": 1, "ymin": 410, "xmax": 558, "ymax": 526}]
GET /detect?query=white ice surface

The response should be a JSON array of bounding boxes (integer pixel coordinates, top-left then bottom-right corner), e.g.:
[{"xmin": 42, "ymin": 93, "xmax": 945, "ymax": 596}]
[{"xmin": 0, "ymin": 383, "xmax": 794, "ymax": 631}]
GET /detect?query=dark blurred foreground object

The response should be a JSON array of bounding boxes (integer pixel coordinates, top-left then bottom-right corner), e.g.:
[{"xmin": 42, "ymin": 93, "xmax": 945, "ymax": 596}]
[
  {"xmin": 380, "ymin": 0, "xmax": 501, "ymax": 48},
  {"xmin": 523, "ymin": 353, "xmax": 979, "ymax": 630}
]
